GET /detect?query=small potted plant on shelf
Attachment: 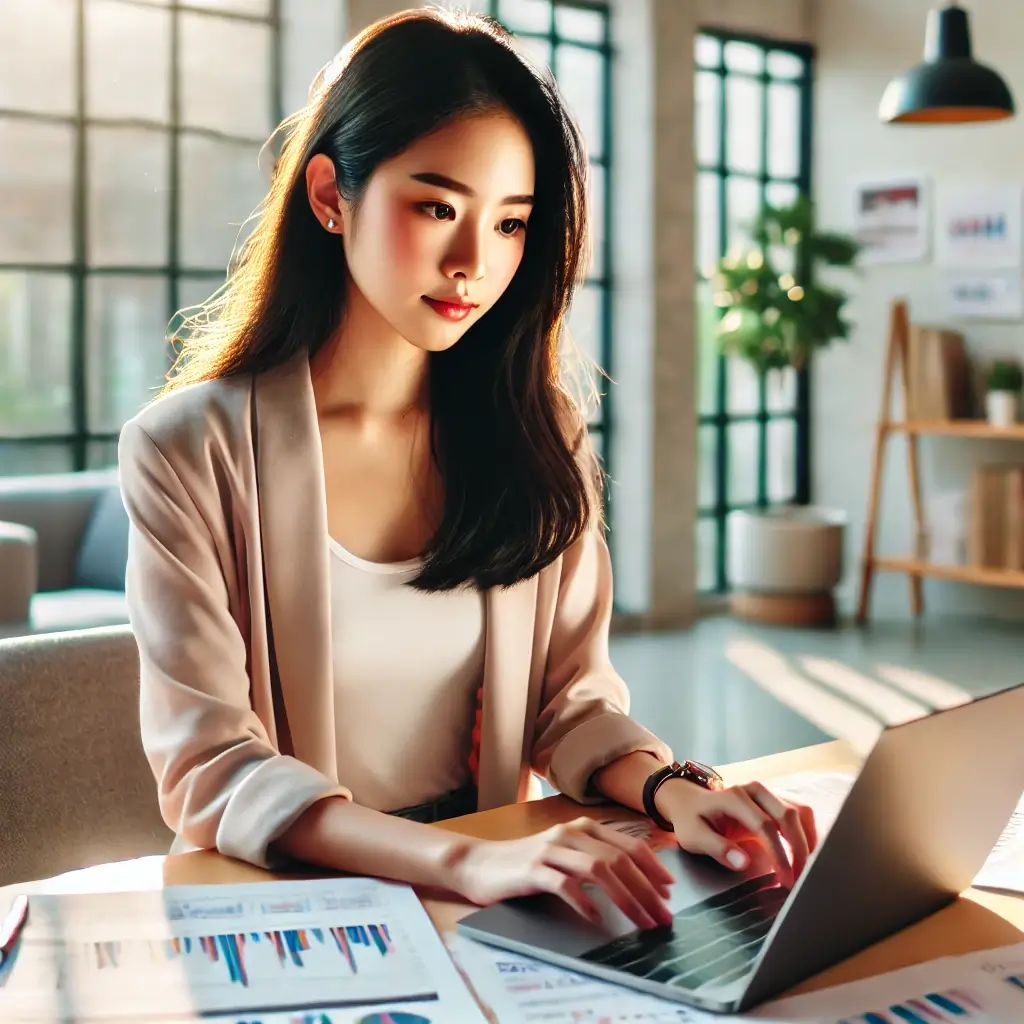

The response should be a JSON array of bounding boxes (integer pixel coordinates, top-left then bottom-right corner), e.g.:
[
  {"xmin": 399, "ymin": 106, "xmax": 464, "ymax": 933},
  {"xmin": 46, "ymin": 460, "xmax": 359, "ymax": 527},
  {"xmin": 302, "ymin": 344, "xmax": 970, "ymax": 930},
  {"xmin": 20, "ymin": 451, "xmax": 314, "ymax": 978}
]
[{"xmin": 985, "ymin": 360, "xmax": 1023, "ymax": 427}]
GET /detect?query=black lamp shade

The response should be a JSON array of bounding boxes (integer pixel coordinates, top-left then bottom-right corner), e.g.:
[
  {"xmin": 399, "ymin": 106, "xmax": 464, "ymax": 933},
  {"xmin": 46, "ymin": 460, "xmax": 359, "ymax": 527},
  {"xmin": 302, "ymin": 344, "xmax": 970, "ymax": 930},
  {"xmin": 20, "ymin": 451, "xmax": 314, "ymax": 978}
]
[{"xmin": 879, "ymin": 5, "xmax": 1015, "ymax": 123}]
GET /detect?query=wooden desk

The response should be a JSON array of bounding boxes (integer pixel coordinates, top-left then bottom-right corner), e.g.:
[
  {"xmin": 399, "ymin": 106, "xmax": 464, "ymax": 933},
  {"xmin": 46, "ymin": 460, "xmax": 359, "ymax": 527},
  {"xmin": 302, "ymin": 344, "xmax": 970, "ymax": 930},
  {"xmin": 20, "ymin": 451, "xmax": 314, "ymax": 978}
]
[{"xmin": 4, "ymin": 740, "xmax": 1022, "ymax": 1003}]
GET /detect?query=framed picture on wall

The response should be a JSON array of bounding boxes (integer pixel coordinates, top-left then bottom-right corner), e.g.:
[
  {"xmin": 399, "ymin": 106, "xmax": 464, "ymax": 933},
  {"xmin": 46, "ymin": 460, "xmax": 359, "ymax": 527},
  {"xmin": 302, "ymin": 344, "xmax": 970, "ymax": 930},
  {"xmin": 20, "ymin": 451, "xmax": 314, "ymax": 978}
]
[{"xmin": 852, "ymin": 177, "xmax": 930, "ymax": 264}]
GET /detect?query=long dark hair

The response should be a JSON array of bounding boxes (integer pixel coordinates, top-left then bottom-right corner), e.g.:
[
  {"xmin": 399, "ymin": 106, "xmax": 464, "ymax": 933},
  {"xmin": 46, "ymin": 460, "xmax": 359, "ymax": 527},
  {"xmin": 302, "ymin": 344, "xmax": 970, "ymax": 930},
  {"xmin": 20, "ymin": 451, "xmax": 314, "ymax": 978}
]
[{"xmin": 163, "ymin": 6, "xmax": 601, "ymax": 591}]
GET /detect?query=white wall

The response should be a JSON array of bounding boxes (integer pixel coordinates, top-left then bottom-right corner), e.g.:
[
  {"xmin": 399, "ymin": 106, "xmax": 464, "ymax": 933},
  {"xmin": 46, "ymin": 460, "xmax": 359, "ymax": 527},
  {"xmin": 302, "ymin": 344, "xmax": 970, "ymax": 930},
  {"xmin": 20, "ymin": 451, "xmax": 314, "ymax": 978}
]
[{"xmin": 813, "ymin": 0, "xmax": 1024, "ymax": 620}]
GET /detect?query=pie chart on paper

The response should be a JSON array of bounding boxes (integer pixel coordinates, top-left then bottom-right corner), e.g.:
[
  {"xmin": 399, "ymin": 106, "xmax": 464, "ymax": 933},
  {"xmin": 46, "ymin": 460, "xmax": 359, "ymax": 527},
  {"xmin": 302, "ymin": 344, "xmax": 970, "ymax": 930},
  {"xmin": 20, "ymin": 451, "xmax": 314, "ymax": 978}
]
[{"xmin": 354, "ymin": 1013, "xmax": 433, "ymax": 1024}]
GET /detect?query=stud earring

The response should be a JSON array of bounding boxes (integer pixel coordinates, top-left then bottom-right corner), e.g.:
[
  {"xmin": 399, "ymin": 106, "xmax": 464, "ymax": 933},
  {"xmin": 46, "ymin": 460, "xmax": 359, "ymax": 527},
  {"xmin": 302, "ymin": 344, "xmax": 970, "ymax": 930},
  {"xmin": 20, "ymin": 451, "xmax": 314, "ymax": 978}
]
[{"xmin": 326, "ymin": 218, "xmax": 336, "ymax": 230}]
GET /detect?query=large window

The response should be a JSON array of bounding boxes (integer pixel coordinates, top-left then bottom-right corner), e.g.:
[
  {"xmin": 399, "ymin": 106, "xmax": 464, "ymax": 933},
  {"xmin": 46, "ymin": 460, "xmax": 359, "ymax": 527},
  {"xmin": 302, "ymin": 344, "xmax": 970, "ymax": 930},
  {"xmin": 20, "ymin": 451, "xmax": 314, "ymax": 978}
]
[
  {"xmin": 695, "ymin": 31, "xmax": 813, "ymax": 593},
  {"xmin": 0, "ymin": 0, "xmax": 281, "ymax": 476},
  {"xmin": 487, "ymin": 0, "xmax": 613, "ymax": 473}
]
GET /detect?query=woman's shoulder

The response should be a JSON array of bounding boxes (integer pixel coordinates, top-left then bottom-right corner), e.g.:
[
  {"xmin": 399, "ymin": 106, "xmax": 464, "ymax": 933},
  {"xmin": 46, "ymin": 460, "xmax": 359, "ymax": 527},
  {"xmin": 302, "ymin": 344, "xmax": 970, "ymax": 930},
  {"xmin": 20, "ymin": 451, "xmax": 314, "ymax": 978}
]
[{"xmin": 119, "ymin": 373, "xmax": 253, "ymax": 478}]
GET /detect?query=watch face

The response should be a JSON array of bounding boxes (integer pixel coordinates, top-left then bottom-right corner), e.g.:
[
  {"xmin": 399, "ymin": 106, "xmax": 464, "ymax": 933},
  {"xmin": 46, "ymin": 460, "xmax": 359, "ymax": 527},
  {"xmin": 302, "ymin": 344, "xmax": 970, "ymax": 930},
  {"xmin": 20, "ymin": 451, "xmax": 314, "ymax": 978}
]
[{"xmin": 686, "ymin": 760, "xmax": 725, "ymax": 790}]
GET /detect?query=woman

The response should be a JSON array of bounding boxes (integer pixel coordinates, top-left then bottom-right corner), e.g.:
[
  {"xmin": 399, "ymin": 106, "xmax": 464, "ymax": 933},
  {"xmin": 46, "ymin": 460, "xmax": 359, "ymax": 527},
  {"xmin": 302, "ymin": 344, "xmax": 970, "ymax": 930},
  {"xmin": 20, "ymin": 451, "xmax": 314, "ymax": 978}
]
[{"xmin": 119, "ymin": 8, "xmax": 815, "ymax": 931}]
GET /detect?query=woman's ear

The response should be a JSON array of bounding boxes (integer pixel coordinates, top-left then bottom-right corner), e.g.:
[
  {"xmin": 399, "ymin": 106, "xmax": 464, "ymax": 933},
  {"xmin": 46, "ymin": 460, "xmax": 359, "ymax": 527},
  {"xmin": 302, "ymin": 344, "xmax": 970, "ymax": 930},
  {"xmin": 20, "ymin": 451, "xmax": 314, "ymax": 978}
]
[{"xmin": 305, "ymin": 154, "xmax": 346, "ymax": 234}]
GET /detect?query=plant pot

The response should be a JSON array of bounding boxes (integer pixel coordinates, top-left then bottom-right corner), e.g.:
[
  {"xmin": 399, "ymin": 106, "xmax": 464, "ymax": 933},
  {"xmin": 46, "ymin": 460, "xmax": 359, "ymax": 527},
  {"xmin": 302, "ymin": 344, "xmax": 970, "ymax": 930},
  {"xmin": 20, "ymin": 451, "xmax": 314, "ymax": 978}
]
[
  {"xmin": 727, "ymin": 507, "xmax": 847, "ymax": 626},
  {"xmin": 986, "ymin": 390, "xmax": 1019, "ymax": 427}
]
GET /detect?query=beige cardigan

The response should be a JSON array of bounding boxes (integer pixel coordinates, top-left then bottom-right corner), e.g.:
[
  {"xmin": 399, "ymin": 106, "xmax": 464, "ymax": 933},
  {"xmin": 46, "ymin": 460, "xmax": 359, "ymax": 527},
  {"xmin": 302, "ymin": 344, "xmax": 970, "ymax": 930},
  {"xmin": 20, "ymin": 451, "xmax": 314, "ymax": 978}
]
[{"xmin": 118, "ymin": 351, "xmax": 672, "ymax": 868}]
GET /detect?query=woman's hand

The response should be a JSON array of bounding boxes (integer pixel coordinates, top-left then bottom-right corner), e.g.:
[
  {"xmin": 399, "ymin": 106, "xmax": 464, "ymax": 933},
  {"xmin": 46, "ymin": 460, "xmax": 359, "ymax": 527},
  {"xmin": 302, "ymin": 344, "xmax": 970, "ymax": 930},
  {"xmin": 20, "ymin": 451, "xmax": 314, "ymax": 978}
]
[
  {"xmin": 448, "ymin": 818, "xmax": 676, "ymax": 929},
  {"xmin": 655, "ymin": 778, "xmax": 818, "ymax": 889}
]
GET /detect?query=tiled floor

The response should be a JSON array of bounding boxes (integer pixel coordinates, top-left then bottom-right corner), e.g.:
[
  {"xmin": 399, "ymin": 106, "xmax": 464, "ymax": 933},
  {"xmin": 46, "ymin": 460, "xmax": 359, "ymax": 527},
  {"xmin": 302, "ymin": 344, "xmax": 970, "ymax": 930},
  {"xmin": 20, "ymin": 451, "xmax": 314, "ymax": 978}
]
[{"xmin": 609, "ymin": 615, "xmax": 1022, "ymax": 768}]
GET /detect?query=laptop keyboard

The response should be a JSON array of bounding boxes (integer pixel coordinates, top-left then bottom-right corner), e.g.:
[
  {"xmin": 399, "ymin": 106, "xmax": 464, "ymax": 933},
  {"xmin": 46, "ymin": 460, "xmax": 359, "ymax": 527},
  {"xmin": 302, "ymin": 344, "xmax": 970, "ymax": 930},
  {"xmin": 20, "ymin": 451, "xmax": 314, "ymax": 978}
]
[{"xmin": 580, "ymin": 874, "xmax": 786, "ymax": 993}]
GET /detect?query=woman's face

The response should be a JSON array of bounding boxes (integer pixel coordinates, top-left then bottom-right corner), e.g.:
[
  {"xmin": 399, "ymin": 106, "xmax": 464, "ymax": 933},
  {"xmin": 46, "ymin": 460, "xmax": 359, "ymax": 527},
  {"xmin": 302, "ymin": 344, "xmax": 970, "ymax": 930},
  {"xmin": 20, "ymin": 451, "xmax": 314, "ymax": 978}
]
[{"xmin": 314, "ymin": 111, "xmax": 535, "ymax": 353}]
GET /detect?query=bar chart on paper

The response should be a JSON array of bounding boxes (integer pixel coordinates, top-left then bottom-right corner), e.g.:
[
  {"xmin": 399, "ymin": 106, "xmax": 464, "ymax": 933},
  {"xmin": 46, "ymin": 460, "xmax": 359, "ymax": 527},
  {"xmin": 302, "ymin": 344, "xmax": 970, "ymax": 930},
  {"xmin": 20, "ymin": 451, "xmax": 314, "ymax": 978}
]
[
  {"xmin": 0, "ymin": 880, "xmax": 486, "ymax": 1023},
  {"xmin": 839, "ymin": 987, "xmax": 1004, "ymax": 1024}
]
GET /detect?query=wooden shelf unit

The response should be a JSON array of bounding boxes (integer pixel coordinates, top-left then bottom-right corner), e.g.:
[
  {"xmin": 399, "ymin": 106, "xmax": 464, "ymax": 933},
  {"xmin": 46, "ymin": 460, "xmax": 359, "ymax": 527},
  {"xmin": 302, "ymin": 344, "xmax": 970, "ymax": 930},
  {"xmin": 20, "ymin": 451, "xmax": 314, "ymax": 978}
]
[{"xmin": 856, "ymin": 301, "xmax": 1024, "ymax": 623}]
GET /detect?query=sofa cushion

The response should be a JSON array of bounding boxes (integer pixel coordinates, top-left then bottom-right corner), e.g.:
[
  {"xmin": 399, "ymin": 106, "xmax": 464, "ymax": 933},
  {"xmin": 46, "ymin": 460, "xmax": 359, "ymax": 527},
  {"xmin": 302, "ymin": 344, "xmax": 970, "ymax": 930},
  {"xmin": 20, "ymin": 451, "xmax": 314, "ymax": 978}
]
[
  {"xmin": 30, "ymin": 589, "xmax": 130, "ymax": 634},
  {"xmin": 73, "ymin": 486, "xmax": 129, "ymax": 591}
]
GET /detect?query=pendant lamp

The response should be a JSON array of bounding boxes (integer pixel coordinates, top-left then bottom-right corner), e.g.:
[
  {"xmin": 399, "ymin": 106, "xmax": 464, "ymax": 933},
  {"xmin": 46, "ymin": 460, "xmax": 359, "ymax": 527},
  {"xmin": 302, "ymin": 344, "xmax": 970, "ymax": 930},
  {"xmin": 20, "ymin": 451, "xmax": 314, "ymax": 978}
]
[{"xmin": 879, "ymin": 3, "xmax": 1014, "ymax": 124}]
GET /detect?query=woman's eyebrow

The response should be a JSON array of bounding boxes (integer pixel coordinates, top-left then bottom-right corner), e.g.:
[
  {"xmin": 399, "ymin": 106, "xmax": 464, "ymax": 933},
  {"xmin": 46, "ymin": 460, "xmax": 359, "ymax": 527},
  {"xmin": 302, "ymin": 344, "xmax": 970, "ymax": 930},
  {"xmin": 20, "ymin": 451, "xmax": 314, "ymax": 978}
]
[{"xmin": 410, "ymin": 171, "xmax": 534, "ymax": 206}]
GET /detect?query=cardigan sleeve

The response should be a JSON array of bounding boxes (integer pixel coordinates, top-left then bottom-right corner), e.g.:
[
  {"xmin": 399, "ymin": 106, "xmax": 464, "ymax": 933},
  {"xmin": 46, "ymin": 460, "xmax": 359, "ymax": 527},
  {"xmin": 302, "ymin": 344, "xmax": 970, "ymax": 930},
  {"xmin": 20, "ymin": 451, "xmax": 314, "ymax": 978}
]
[
  {"xmin": 118, "ymin": 418, "xmax": 350, "ymax": 868},
  {"xmin": 530, "ymin": 525, "xmax": 673, "ymax": 802}
]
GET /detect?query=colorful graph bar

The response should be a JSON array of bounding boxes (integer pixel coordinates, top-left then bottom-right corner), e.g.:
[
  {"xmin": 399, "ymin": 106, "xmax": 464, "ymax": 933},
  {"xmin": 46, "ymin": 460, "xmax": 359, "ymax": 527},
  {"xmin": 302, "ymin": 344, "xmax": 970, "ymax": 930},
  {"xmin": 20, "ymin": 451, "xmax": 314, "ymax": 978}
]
[
  {"xmin": 89, "ymin": 922, "xmax": 395, "ymax": 988},
  {"xmin": 839, "ymin": 987, "xmax": 994, "ymax": 1023}
]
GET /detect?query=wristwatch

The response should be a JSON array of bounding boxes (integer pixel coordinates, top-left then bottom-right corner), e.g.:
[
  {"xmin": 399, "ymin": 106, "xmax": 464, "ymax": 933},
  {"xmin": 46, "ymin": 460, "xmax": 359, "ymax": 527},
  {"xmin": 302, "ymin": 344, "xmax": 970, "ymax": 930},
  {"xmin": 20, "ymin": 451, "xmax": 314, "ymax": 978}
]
[{"xmin": 642, "ymin": 760, "xmax": 724, "ymax": 832}]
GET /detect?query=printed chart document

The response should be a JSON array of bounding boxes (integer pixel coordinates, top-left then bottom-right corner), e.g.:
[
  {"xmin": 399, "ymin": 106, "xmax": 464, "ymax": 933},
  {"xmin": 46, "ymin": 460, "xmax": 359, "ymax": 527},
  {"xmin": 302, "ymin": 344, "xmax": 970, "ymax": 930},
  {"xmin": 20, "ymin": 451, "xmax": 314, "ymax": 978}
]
[
  {"xmin": 739, "ymin": 941, "xmax": 1024, "ymax": 1022},
  {"xmin": 450, "ymin": 935, "xmax": 1024, "ymax": 1023},
  {"xmin": 0, "ymin": 878, "xmax": 485, "ymax": 1024}
]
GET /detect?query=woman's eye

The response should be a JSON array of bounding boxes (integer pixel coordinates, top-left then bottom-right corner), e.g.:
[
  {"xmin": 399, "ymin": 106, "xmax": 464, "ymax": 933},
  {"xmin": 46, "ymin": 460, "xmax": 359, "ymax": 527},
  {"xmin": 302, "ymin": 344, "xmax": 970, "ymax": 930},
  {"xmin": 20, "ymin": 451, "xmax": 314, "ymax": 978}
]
[
  {"xmin": 422, "ymin": 202, "xmax": 454, "ymax": 221},
  {"xmin": 499, "ymin": 218, "xmax": 526, "ymax": 237}
]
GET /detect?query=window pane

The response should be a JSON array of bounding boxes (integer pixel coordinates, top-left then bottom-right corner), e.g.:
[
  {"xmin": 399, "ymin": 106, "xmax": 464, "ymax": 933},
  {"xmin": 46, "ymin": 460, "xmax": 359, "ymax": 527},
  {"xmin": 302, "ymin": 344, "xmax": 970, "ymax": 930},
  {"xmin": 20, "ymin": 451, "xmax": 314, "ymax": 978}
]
[
  {"xmin": 188, "ymin": 0, "xmax": 271, "ymax": 13},
  {"xmin": 180, "ymin": 13, "xmax": 273, "ymax": 137},
  {"xmin": 697, "ymin": 518, "xmax": 718, "ymax": 592},
  {"xmin": 767, "ymin": 50, "xmax": 804, "ymax": 80},
  {"xmin": 766, "ymin": 366, "xmax": 797, "ymax": 412},
  {"xmin": 767, "ymin": 417, "xmax": 796, "ymax": 503},
  {"xmin": 0, "ymin": 0, "xmax": 75, "ymax": 116},
  {"xmin": 567, "ymin": 281, "xmax": 601, "ymax": 369},
  {"xmin": 498, "ymin": 0, "xmax": 550, "ymax": 33},
  {"xmin": 180, "ymin": 137, "xmax": 269, "ymax": 270},
  {"xmin": 88, "ymin": 127, "xmax": 170, "ymax": 267},
  {"xmin": 87, "ymin": 0, "xmax": 171, "ymax": 122},
  {"xmin": 0, "ymin": 118, "xmax": 74, "ymax": 263},
  {"xmin": 587, "ymin": 162, "xmax": 605, "ymax": 279},
  {"xmin": 726, "ymin": 355, "xmax": 760, "ymax": 415},
  {"xmin": 766, "ymin": 180, "xmax": 799, "ymax": 208},
  {"xmin": 517, "ymin": 35, "xmax": 552, "ymax": 73},
  {"xmin": 557, "ymin": 44, "xmax": 604, "ymax": 160},
  {"xmin": 695, "ymin": 34, "xmax": 721, "ymax": 70},
  {"xmin": 696, "ymin": 281, "xmax": 719, "ymax": 415},
  {"xmin": 0, "ymin": 443, "xmax": 73, "ymax": 476},
  {"xmin": 726, "ymin": 76, "xmax": 762, "ymax": 175},
  {"xmin": 767, "ymin": 82, "xmax": 800, "ymax": 180},
  {"xmin": 724, "ymin": 41, "xmax": 764, "ymax": 74},
  {"xmin": 726, "ymin": 176, "xmax": 761, "ymax": 253},
  {"xmin": 727, "ymin": 421, "xmax": 759, "ymax": 505},
  {"xmin": 696, "ymin": 172, "xmax": 720, "ymax": 274},
  {"xmin": 695, "ymin": 71, "xmax": 720, "ymax": 167},
  {"xmin": 0, "ymin": 273, "xmax": 73, "ymax": 436},
  {"xmin": 555, "ymin": 5, "xmax": 603, "ymax": 44},
  {"xmin": 86, "ymin": 276, "xmax": 170, "ymax": 432},
  {"xmin": 86, "ymin": 440, "xmax": 119, "ymax": 470},
  {"xmin": 699, "ymin": 425, "xmax": 717, "ymax": 509}
]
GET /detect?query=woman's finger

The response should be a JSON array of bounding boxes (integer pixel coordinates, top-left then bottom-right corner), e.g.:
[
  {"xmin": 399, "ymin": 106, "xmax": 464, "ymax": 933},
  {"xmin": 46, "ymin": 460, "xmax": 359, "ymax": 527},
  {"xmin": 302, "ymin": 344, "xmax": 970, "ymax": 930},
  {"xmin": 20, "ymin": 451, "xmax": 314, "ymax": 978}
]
[
  {"xmin": 797, "ymin": 801, "xmax": 819, "ymax": 853},
  {"xmin": 673, "ymin": 815, "xmax": 754, "ymax": 873},
  {"xmin": 528, "ymin": 864, "xmax": 602, "ymax": 924},
  {"xmin": 744, "ymin": 783, "xmax": 810, "ymax": 881},
  {"xmin": 710, "ymin": 788, "xmax": 793, "ymax": 888},
  {"xmin": 541, "ymin": 843, "xmax": 662, "ymax": 929},
  {"xmin": 575, "ymin": 818, "xmax": 676, "ymax": 888}
]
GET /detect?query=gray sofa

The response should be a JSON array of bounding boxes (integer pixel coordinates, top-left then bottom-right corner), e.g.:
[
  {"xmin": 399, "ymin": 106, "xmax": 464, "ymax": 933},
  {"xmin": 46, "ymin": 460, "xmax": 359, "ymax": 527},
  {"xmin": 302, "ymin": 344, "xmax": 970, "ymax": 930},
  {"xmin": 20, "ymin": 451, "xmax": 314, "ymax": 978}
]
[{"xmin": 0, "ymin": 468, "xmax": 130, "ymax": 638}]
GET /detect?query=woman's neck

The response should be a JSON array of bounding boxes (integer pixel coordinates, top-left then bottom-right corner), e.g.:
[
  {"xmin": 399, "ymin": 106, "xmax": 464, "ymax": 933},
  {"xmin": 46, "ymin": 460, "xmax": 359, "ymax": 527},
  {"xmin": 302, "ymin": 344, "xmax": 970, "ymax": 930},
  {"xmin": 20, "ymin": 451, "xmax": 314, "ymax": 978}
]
[{"xmin": 311, "ymin": 287, "xmax": 430, "ymax": 424}]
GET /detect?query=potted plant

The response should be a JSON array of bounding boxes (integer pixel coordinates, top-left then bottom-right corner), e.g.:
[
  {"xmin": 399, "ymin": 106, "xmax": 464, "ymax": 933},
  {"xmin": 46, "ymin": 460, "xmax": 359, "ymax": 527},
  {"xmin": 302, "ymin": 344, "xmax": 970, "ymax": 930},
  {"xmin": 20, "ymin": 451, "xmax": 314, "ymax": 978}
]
[
  {"xmin": 985, "ymin": 359, "xmax": 1022, "ymax": 427},
  {"xmin": 709, "ymin": 199, "xmax": 859, "ymax": 625}
]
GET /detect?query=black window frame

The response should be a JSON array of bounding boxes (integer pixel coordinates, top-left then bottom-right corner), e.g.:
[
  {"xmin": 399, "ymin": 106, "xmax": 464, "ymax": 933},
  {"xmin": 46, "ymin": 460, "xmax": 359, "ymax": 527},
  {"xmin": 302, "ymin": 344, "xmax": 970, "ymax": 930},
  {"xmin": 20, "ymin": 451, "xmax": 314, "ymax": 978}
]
[
  {"xmin": 695, "ymin": 29, "xmax": 814, "ymax": 594},
  {"xmin": 0, "ymin": 0, "xmax": 283, "ymax": 475}
]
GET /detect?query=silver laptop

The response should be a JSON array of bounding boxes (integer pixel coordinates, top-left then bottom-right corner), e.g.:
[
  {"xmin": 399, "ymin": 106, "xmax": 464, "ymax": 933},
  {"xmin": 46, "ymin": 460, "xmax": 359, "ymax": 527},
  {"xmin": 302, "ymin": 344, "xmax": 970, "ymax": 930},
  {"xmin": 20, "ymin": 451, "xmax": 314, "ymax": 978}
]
[{"xmin": 457, "ymin": 681, "xmax": 1024, "ymax": 1013}]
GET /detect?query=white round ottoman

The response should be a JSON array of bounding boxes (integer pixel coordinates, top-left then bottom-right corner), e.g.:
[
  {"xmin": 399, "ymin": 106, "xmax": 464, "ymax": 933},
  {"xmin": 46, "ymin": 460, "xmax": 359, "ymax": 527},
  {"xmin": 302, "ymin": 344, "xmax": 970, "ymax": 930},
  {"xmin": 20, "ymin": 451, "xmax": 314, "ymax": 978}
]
[
  {"xmin": 0, "ymin": 520, "xmax": 38, "ymax": 626},
  {"xmin": 727, "ymin": 507, "xmax": 847, "ymax": 626}
]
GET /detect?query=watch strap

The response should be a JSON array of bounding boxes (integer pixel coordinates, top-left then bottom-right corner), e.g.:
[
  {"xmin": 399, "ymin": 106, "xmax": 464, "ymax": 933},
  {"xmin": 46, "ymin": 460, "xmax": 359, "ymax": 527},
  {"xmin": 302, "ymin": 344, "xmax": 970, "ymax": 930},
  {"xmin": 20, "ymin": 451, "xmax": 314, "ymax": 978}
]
[{"xmin": 642, "ymin": 762, "xmax": 684, "ymax": 832}]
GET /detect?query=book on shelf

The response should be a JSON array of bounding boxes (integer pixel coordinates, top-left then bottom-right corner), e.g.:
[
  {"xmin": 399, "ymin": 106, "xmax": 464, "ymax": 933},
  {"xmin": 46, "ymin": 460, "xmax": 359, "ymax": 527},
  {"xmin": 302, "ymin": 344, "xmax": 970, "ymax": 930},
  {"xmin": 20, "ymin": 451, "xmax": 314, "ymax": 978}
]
[
  {"xmin": 968, "ymin": 464, "xmax": 1024, "ymax": 570},
  {"xmin": 907, "ymin": 324, "xmax": 971, "ymax": 421}
]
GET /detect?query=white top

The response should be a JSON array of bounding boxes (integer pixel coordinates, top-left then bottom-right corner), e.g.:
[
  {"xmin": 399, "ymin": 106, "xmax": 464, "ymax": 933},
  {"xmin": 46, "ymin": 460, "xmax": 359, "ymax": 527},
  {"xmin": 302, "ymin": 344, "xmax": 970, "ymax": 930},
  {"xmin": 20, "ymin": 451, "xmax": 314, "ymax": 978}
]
[{"xmin": 328, "ymin": 535, "xmax": 486, "ymax": 812}]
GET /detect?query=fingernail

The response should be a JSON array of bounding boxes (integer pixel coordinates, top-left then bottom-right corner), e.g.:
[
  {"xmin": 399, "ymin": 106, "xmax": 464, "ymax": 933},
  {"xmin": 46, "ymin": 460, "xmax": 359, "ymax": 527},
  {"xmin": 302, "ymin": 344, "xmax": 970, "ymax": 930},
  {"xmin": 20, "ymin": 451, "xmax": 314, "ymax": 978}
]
[{"xmin": 727, "ymin": 849, "xmax": 748, "ymax": 869}]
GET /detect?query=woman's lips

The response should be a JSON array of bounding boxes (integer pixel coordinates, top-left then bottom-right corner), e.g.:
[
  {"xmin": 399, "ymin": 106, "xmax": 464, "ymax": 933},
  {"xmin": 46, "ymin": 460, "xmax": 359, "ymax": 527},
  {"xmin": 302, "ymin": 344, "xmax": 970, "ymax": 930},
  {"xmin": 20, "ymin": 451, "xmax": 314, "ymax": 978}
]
[{"xmin": 422, "ymin": 297, "xmax": 477, "ymax": 321}]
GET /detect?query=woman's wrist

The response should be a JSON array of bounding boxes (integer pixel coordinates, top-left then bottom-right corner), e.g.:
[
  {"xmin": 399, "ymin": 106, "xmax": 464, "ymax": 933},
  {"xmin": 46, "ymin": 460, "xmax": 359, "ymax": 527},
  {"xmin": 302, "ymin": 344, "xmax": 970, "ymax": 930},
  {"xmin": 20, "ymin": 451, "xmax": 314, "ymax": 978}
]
[{"xmin": 652, "ymin": 775, "xmax": 705, "ymax": 825}]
